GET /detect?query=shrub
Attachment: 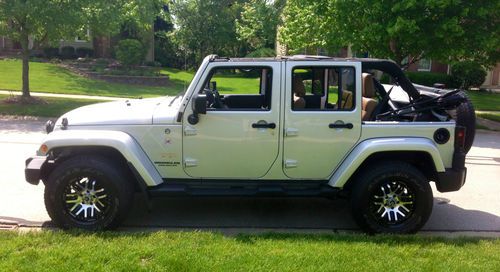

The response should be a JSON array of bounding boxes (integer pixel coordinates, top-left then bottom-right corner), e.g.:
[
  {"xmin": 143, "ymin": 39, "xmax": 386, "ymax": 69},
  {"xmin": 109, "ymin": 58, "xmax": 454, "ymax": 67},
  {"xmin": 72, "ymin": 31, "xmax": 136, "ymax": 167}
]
[
  {"xmin": 115, "ymin": 39, "xmax": 145, "ymax": 66},
  {"xmin": 43, "ymin": 47, "xmax": 60, "ymax": 59},
  {"xmin": 245, "ymin": 47, "xmax": 276, "ymax": 58},
  {"xmin": 75, "ymin": 47, "xmax": 94, "ymax": 58},
  {"xmin": 450, "ymin": 61, "xmax": 487, "ymax": 90},
  {"xmin": 60, "ymin": 46, "xmax": 76, "ymax": 59},
  {"xmin": 405, "ymin": 72, "xmax": 458, "ymax": 88}
]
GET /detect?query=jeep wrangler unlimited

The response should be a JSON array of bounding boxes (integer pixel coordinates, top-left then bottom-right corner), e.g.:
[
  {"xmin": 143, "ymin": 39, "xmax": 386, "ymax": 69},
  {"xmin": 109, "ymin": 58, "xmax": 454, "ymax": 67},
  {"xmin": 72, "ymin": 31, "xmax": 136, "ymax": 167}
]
[{"xmin": 25, "ymin": 55, "xmax": 472, "ymax": 233}]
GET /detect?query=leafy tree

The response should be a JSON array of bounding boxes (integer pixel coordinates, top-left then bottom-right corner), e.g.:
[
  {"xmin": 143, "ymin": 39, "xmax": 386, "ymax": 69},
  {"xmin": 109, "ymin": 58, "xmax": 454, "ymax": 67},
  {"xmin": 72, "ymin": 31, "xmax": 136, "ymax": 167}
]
[
  {"xmin": 171, "ymin": 0, "xmax": 247, "ymax": 65},
  {"xmin": 236, "ymin": 0, "xmax": 284, "ymax": 51},
  {"xmin": 0, "ymin": 0, "xmax": 87, "ymax": 98},
  {"xmin": 279, "ymin": 0, "xmax": 499, "ymax": 68},
  {"xmin": 0, "ymin": 0, "xmax": 165, "ymax": 98}
]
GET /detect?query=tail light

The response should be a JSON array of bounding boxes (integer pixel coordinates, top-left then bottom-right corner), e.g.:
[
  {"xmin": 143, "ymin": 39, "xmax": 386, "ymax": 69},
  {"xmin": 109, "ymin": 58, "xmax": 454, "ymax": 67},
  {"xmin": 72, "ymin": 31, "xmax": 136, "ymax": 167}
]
[{"xmin": 455, "ymin": 126, "xmax": 466, "ymax": 150}]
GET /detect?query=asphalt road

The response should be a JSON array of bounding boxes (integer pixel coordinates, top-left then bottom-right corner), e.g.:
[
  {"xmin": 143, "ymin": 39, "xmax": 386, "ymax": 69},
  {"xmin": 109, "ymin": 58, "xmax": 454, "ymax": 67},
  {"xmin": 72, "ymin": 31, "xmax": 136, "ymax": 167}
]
[{"xmin": 1, "ymin": 117, "xmax": 499, "ymax": 234}]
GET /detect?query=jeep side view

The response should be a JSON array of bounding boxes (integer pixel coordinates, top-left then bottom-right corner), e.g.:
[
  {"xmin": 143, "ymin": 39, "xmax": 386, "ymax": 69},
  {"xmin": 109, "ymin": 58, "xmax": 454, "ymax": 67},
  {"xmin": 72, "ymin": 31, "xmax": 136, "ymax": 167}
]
[{"xmin": 25, "ymin": 55, "xmax": 473, "ymax": 233}]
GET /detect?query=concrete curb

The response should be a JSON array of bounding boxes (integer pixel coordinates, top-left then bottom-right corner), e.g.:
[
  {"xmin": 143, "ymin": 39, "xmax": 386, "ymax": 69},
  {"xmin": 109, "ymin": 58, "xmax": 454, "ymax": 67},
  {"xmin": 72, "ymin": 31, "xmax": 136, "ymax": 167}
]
[{"xmin": 4, "ymin": 225, "xmax": 500, "ymax": 238}]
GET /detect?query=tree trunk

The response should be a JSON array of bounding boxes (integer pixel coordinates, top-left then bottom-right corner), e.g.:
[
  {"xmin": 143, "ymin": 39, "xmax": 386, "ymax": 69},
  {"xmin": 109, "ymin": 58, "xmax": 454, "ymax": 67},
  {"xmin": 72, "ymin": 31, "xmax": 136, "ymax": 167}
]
[{"xmin": 20, "ymin": 33, "xmax": 30, "ymax": 98}]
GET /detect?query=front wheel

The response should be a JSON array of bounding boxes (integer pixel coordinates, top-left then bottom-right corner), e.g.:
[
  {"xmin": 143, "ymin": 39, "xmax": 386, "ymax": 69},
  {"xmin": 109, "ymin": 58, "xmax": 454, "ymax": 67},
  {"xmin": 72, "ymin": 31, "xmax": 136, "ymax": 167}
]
[
  {"xmin": 350, "ymin": 162, "xmax": 433, "ymax": 234},
  {"xmin": 44, "ymin": 156, "xmax": 134, "ymax": 230}
]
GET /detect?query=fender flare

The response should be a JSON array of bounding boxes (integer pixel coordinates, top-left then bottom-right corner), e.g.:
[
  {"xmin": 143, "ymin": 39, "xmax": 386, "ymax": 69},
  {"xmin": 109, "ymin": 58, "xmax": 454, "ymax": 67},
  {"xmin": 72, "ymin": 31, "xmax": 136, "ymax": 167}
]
[
  {"xmin": 41, "ymin": 130, "xmax": 163, "ymax": 186},
  {"xmin": 328, "ymin": 137, "xmax": 445, "ymax": 188}
]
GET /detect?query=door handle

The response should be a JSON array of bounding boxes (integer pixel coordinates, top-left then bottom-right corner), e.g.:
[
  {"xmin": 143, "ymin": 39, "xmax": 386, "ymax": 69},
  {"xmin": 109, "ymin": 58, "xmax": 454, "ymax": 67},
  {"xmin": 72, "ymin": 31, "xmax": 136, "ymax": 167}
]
[
  {"xmin": 329, "ymin": 123, "xmax": 353, "ymax": 129},
  {"xmin": 252, "ymin": 122, "xmax": 276, "ymax": 129}
]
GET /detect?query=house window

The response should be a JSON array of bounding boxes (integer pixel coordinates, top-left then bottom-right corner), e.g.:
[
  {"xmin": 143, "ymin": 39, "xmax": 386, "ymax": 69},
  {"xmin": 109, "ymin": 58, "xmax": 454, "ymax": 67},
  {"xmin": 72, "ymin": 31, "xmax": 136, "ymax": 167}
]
[
  {"xmin": 75, "ymin": 29, "xmax": 90, "ymax": 42},
  {"xmin": 418, "ymin": 59, "xmax": 432, "ymax": 71}
]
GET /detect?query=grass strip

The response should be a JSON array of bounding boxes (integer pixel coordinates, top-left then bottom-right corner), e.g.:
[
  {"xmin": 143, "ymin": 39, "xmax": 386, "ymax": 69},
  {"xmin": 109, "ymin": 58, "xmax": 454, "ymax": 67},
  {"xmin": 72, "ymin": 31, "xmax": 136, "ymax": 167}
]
[{"xmin": 0, "ymin": 231, "xmax": 498, "ymax": 271}]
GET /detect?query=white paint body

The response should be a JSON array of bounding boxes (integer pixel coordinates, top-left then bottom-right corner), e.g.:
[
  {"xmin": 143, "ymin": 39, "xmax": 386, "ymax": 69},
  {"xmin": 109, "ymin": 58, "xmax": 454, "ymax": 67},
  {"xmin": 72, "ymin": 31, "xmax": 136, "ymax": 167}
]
[{"xmin": 38, "ymin": 56, "xmax": 456, "ymax": 188}]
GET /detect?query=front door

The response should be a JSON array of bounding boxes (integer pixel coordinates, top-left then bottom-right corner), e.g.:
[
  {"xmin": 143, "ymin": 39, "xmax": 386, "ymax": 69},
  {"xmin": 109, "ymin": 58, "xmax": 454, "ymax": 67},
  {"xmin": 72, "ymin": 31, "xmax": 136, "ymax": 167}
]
[
  {"xmin": 183, "ymin": 63, "xmax": 281, "ymax": 179},
  {"xmin": 283, "ymin": 62, "xmax": 362, "ymax": 179}
]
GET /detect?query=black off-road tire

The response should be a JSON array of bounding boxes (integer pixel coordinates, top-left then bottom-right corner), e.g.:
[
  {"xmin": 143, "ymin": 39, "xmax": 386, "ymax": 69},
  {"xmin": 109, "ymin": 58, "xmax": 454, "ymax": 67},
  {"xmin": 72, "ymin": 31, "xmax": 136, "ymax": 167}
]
[
  {"xmin": 454, "ymin": 91, "xmax": 476, "ymax": 153},
  {"xmin": 351, "ymin": 161, "xmax": 433, "ymax": 234},
  {"xmin": 44, "ymin": 156, "xmax": 134, "ymax": 230}
]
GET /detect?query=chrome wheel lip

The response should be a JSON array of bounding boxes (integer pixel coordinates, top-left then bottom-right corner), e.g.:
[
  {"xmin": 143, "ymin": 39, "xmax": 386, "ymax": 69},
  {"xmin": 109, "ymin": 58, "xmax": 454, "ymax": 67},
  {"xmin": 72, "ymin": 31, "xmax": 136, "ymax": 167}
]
[
  {"xmin": 371, "ymin": 180, "xmax": 415, "ymax": 225},
  {"xmin": 63, "ymin": 176, "xmax": 111, "ymax": 223}
]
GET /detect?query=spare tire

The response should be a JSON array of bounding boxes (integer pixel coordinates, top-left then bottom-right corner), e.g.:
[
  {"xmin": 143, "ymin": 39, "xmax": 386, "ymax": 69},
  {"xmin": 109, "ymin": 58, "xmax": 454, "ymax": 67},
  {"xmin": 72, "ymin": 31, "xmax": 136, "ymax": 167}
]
[{"xmin": 454, "ymin": 91, "xmax": 476, "ymax": 153}]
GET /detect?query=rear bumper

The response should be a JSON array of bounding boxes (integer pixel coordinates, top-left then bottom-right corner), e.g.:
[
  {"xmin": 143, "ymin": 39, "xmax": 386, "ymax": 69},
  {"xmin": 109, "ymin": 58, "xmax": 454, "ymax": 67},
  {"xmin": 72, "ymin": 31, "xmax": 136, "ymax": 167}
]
[
  {"xmin": 435, "ymin": 149, "xmax": 467, "ymax": 192},
  {"xmin": 436, "ymin": 167, "xmax": 467, "ymax": 192},
  {"xmin": 25, "ymin": 156, "xmax": 48, "ymax": 185}
]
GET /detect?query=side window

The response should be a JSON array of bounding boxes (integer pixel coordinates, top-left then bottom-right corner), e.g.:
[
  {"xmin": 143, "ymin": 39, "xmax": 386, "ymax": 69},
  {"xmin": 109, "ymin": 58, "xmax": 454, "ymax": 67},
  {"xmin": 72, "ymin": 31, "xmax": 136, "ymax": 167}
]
[
  {"xmin": 292, "ymin": 67, "xmax": 355, "ymax": 111},
  {"xmin": 199, "ymin": 67, "xmax": 273, "ymax": 111}
]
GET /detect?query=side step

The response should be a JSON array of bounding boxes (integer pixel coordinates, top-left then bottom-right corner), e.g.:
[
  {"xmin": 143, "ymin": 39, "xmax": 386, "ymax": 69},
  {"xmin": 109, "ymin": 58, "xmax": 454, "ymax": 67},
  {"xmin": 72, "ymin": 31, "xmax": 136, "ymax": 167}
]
[{"xmin": 147, "ymin": 180, "xmax": 341, "ymax": 198}]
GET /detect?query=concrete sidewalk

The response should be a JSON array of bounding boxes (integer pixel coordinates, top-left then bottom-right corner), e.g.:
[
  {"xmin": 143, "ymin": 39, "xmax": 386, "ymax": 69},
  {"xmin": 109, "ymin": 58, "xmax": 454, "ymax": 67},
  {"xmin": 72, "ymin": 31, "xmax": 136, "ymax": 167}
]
[{"xmin": 0, "ymin": 90, "xmax": 126, "ymax": 101}]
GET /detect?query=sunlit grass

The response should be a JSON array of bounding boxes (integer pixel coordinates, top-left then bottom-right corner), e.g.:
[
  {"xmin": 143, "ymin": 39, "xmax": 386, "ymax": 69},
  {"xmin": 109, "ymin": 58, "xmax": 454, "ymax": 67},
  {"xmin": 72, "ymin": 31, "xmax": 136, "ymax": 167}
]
[{"xmin": 0, "ymin": 231, "xmax": 498, "ymax": 271}]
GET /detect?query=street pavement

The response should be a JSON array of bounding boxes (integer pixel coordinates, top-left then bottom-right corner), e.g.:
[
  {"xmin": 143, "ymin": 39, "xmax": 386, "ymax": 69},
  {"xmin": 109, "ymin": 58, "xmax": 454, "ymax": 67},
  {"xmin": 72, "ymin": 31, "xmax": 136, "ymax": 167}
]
[{"xmin": 1, "ymin": 117, "xmax": 499, "ymax": 234}]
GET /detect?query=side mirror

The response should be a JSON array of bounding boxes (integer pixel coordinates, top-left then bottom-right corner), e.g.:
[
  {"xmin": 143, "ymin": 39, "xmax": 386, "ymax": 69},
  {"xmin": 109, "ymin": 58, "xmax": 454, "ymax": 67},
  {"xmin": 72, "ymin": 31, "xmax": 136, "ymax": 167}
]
[
  {"xmin": 193, "ymin": 94, "xmax": 207, "ymax": 114},
  {"xmin": 188, "ymin": 94, "xmax": 207, "ymax": 125}
]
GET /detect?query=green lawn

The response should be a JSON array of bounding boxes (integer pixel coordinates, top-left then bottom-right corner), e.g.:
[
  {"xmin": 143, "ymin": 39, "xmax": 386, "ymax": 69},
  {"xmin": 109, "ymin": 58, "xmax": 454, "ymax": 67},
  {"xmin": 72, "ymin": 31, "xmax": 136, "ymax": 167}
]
[
  {"xmin": 0, "ymin": 59, "xmax": 188, "ymax": 98},
  {"xmin": 477, "ymin": 112, "xmax": 500, "ymax": 122},
  {"xmin": 467, "ymin": 91, "xmax": 500, "ymax": 111},
  {"xmin": 0, "ymin": 94, "xmax": 101, "ymax": 117},
  {"xmin": 0, "ymin": 231, "xmax": 498, "ymax": 271}
]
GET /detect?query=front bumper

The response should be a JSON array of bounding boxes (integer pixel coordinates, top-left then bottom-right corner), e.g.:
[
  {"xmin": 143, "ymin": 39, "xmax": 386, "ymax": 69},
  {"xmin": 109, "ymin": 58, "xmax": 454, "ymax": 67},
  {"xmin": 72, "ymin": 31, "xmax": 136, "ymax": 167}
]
[
  {"xmin": 435, "ymin": 149, "xmax": 467, "ymax": 192},
  {"xmin": 25, "ymin": 156, "xmax": 48, "ymax": 185}
]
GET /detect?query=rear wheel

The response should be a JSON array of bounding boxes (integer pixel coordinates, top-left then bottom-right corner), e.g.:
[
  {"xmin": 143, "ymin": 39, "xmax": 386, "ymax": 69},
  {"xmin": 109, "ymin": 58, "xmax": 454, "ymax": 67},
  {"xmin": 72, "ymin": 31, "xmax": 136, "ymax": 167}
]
[
  {"xmin": 45, "ymin": 156, "xmax": 134, "ymax": 230},
  {"xmin": 351, "ymin": 162, "xmax": 433, "ymax": 234}
]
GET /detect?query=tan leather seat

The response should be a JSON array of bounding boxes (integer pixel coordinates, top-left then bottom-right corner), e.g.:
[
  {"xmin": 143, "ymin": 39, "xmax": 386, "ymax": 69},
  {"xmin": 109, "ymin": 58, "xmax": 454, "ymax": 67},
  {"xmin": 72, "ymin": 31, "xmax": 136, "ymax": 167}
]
[
  {"xmin": 341, "ymin": 90, "xmax": 353, "ymax": 109},
  {"xmin": 362, "ymin": 73, "xmax": 378, "ymax": 121},
  {"xmin": 292, "ymin": 77, "xmax": 306, "ymax": 109}
]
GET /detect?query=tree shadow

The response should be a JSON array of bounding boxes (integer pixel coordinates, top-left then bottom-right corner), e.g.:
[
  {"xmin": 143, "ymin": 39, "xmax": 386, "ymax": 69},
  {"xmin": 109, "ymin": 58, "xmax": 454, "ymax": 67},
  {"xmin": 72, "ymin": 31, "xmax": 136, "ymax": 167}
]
[
  {"xmin": 3, "ymin": 196, "xmax": 498, "ymax": 244},
  {"xmin": 118, "ymin": 195, "xmax": 500, "ymax": 233}
]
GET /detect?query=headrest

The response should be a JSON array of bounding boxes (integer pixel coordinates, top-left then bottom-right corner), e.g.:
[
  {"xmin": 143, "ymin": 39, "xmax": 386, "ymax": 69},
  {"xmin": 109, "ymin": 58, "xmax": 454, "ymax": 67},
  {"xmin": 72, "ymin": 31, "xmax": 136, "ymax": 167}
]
[
  {"xmin": 292, "ymin": 77, "xmax": 306, "ymax": 97},
  {"xmin": 362, "ymin": 73, "xmax": 376, "ymax": 98}
]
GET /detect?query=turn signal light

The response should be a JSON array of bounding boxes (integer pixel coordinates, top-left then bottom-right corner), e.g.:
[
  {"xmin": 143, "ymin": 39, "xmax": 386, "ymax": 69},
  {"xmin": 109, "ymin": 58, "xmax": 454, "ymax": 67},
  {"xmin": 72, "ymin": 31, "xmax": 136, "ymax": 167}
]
[{"xmin": 39, "ymin": 144, "xmax": 49, "ymax": 154}]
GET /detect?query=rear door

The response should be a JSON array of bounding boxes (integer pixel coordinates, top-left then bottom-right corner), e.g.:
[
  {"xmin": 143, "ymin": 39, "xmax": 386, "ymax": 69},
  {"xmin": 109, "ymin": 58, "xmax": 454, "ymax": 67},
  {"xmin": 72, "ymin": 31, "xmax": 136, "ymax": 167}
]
[{"xmin": 283, "ymin": 61, "xmax": 362, "ymax": 179}]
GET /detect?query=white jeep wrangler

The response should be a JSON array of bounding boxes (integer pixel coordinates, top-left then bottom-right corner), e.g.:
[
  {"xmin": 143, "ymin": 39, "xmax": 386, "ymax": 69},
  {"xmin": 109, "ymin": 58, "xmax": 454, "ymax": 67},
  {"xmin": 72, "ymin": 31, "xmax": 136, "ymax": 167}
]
[{"xmin": 25, "ymin": 55, "xmax": 473, "ymax": 234}]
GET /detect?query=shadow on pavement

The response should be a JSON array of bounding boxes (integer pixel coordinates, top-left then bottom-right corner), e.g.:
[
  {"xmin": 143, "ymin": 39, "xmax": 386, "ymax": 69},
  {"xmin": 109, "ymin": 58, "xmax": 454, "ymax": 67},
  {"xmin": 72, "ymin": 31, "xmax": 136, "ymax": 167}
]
[{"xmin": 2, "ymin": 196, "xmax": 498, "ymax": 233}]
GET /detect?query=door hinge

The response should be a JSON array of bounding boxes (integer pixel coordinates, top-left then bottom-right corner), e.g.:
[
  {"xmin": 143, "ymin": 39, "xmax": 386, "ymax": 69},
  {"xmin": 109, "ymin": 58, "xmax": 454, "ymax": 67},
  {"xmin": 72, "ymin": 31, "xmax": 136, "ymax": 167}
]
[
  {"xmin": 184, "ymin": 158, "xmax": 198, "ymax": 167},
  {"xmin": 284, "ymin": 159, "xmax": 298, "ymax": 168},
  {"xmin": 184, "ymin": 126, "xmax": 197, "ymax": 136},
  {"xmin": 285, "ymin": 128, "xmax": 299, "ymax": 137}
]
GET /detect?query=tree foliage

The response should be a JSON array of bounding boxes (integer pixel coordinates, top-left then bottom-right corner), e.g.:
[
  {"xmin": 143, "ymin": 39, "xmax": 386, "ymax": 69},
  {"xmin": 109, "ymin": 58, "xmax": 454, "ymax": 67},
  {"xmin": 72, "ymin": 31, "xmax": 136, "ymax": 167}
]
[
  {"xmin": 279, "ymin": 0, "xmax": 499, "ymax": 68},
  {"xmin": 0, "ymin": 0, "xmax": 165, "ymax": 97},
  {"xmin": 115, "ymin": 39, "xmax": 146, "ymax": 66},
  {"xmin": 236, "ymin": 0, "xmax": 284, "ymax": 51},
  {"xmin": 170, "ymin": 0, "xmax": 248, "ymax": 65},
  {"xmin": 450, "ymin": 61, "xmax": 487, "ymax": 90}
]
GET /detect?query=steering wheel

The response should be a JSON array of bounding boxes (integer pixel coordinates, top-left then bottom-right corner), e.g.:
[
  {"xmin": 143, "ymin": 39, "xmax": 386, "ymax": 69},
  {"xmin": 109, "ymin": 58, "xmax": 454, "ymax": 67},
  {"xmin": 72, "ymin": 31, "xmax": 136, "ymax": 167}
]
[
  {"xmin": 204, "ymin": 88, "xmax": 223, "ymax": 108},
  {"xmin": 204, "ymin": 88, "xmax": 215, "ymax": 107},
  {"xmin": 212, "ymin": 89, "xmax": 223, "ymax": 108}
]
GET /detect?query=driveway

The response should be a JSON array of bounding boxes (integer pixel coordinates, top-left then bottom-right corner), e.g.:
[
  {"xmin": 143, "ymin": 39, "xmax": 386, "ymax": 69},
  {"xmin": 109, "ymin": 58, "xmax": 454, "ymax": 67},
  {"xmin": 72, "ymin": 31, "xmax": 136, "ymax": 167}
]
[{"xmin": 1, "ymin": 117, "xmax": 499, "ymax": 233}]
